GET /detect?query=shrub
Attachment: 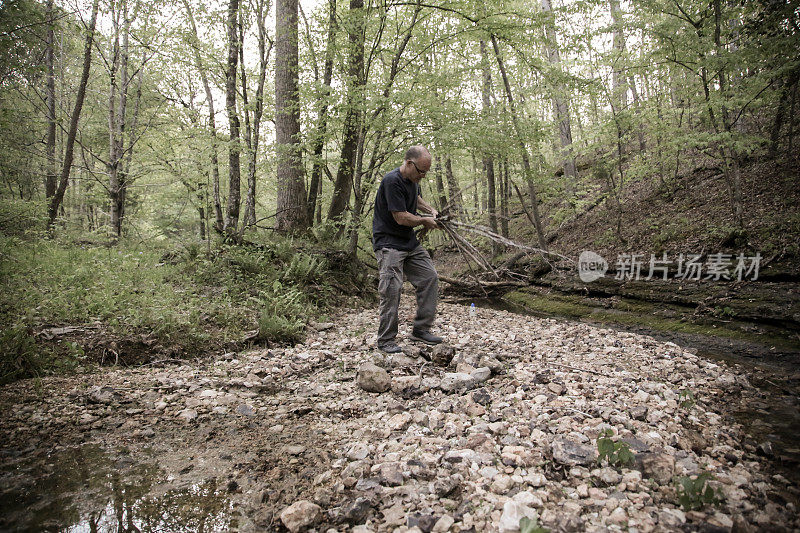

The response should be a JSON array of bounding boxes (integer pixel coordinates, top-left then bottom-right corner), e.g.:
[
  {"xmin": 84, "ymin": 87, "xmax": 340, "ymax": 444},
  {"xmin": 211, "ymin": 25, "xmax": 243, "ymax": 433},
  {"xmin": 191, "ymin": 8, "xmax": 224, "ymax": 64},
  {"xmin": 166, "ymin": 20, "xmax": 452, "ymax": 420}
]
[
  {"xmin": 676, "ymin": 472, "xmax": 723, "ymax": 511},
  {"xmin": 0, "ymin": 324, "xmax": 42, "ymax": 385},
  {"xmin": 596, "ymin": 429, "xmax": 635, "ymax": 467}
]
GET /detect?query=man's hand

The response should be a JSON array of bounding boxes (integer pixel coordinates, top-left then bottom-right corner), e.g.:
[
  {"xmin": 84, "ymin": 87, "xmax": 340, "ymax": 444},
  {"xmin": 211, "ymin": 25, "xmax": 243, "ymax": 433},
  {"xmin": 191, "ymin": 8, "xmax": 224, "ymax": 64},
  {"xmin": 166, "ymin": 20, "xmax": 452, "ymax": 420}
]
[{"xmin": 421, "ymin": 216, "xmax": 439, "ymax": 230}]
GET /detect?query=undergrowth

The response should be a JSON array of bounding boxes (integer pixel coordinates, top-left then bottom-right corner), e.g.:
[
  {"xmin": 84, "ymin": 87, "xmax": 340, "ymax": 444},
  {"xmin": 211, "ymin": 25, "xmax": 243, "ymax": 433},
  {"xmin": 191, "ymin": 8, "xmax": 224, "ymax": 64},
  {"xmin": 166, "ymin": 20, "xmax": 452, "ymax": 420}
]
[{"xmin": 0, "ymin": 227, "xmax": 357, "ymax": 384}]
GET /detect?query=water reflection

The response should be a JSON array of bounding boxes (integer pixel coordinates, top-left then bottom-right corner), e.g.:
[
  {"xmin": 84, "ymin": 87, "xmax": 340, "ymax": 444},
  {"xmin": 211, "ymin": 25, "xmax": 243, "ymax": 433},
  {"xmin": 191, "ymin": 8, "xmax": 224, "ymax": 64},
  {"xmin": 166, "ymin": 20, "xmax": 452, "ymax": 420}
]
[{"xmin": 0, "ymin": 445, "xmax": 234, "ymax": 532}]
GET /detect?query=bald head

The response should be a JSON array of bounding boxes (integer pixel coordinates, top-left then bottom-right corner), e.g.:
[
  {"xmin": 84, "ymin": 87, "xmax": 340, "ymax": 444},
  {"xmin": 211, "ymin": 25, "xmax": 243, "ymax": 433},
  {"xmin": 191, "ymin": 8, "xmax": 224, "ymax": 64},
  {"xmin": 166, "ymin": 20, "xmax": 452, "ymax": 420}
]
[{"xmin": 404, "ymin": 145, "xmax": 430, "ymax": 162}]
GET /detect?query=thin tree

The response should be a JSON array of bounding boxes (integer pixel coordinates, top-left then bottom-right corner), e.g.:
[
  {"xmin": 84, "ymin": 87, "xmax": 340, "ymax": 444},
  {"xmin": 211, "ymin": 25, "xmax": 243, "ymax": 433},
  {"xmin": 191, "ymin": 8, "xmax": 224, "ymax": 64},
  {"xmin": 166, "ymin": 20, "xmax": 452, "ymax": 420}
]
[
  {"xmin": 540, "ymin": 0, "xmax": 577, "ymax": 184},
  {"xmin": 490, "ymin": 34, "xmax": 547, "ymax": 249},
  {"xmin": 327, "ymin": 0, "xmax": 365, "ymax": 227},
  {"xmin": 306, "ymin": 0, "xmax": 336, "ymax": 223},
  {"xmin": 479, "ymin": 40, "xmax": 499, "ymax": 254},
  {"xmin": 45, "ymin": 0, "xmax": 56, "ymax": 199},
  {"xmin": 47, "ymin": 0, "xmax": 100, "ymax": 229},
  {"xmin": 223, "ymin": 0, "xmax": 242, "ymax": 238},
  {"xmin": 183, "ymin": 0, "xmax": 224, "ymax": 232}
]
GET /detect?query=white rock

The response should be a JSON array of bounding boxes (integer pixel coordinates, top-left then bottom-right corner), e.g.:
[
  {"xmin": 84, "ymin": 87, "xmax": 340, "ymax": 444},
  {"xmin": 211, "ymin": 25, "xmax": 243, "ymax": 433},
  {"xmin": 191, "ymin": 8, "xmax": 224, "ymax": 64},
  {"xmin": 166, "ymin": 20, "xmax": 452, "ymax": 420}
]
[
  {"xmin": 608, "ymin": 507, "xmax": 627, "ymax": 524},
  {"xmin": 471, "ymin": 367, "xmax": 491, "ymax": 383},
  {"xmin": 432, "ymin": 514, "xmax": 455, "ymax": 532},
  {"xmin": 280, "ymin": 500, "xmax": 321, "ymax": 532},
  {"xmin": 387, "ymin": 412, "xmax": 412, "ymax": 431},
  {"xmin": 440, "ymin": 372, "xmax": 476, "ymax": 393},
  {"xmin": 177, "ymin": 409, "xmax": 198, "ymax": 421},
  {"xmin": 498, "ymin": 499, "xmax": 538, "ymax": 533}
]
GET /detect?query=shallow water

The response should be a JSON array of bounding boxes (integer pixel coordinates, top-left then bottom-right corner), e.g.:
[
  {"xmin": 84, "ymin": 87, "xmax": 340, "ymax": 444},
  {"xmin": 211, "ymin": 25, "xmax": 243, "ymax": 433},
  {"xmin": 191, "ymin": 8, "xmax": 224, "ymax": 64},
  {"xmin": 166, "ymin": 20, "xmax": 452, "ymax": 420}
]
[{"xmin": 0, "ymin": 444, "xmax": 235, "ymax": 532}]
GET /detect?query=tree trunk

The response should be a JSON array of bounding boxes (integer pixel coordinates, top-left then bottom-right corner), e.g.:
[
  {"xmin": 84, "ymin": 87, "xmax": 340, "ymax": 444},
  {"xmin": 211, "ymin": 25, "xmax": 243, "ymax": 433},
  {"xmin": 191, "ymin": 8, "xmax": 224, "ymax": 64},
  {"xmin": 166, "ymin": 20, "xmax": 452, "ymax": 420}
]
[
  {"xmin": 47, "ymin": 0, "xmax": 99, "ymax": 229},
  {"xmin": 45, "ymin": 0, "xmax": 57, "ymax": 199},
  {"xmin": 444, "ymin": 156, "xmax": 462, "ymax": 216},
  {"xmin": 327, "ymin": 0, "xmax": 365, "ymax": 226},
  {"xmin": 713, "ymin": 0, "xmax": 743, "ymax": 228},
  {"xmin": 182, "ymin": 0, "xmax": 223, "ymax": 232},
  {"xmin": 609, "ymin": 0, "xmax": 628, "ymax": 111},
  {"xmin": 479, "ymin": 40, "xmax": 499, "ymax": 252},
  {"xmin": 490, "ymin": 35, "xmax": 547, "ymax": 249},
  {"xmin": 770, "ymin": 69, "xmax": 799, "ymax": 157},
  {"xmin": 434, "ymin": 156, "xmax": 447, "ymax": 209},
  {"xmin": 275, "ymin": 0, "xmax": 309, "ymax": 233},
  {"xmin": 108, "ymin": 0, "xmax": 130, "ymax": 239},
  {"xmin": 307, "ymin": 0, "xmax": 336, "ymax": 223},
  {"xmin": 540, "ymin": 0, "xmax": 577, "ymax": 183},
  {"xmin": 500, "ymin": 159, "xmax": 509, "ymax": 237},
  {"xmin": 223, "ymin": 0, "xmax": 242, "ymax": 238},
  {"xmin": 239, "ymin": 0, "xmax": 271, "ymax": 235}
]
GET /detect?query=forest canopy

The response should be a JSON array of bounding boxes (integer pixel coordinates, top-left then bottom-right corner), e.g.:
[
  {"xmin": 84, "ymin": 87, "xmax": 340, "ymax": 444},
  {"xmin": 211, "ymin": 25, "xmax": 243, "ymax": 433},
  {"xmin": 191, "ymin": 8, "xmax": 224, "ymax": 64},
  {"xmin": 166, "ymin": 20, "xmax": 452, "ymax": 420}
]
[{"xmin": 1, "ymin": 0, "xmax": 797, "ymax": 247}]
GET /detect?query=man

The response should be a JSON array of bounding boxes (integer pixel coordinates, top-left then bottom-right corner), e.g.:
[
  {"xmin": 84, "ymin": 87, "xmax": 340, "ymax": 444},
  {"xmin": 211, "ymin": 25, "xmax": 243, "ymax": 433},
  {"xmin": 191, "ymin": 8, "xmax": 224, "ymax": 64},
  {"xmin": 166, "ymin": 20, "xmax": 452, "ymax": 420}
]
[{"xmin": 372, "ymin": 145, "xmax": 443, "ymax": 354}]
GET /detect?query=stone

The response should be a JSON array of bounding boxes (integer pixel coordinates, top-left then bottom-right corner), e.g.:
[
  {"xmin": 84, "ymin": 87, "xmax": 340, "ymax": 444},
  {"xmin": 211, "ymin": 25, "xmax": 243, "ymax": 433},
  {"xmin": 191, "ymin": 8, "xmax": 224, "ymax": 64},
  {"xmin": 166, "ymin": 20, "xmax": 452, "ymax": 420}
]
[
  {"xmin": 357, "ymin": 363, "xmax": 391, "ymax": 393},
  {"xmin": 658, "ymin": 508, "xmax": 686, "ymax": 528},
  {"xmin": 471, "ymin": 367, "xmax": 491, "ymax": 383},
  {"xmin": 407, "ymin": 512, "xmax": 438, "ymax": 533},
  {"xmin": 280, "ymin": 500, "xmax": 321, "ymax": 532},
  {"xmin": 387, "ymin": 411, "xmax": 412, "ymax": 431},
  {"xmin": 498, "ymin": 499, "xmax": 538, "ymax": 533},
  {"xmin": 379, "ymin": 462, "xmax": 404, "ymax": 486},
  {"xmin": 637, "ymin": 453, "xmax": 675, "ymax": 483},
  {"xmin": 432, "ymin": 344, "xmax": 456, "ymax": 367},
  {"xmin": 236, "ymin": 404, "xmax": 255, "ymax": 417},
  {"xmin": 608, "ymin": 507, "xmax": 627, "ymax": 524},
  {"xmin": 340, "ymin": 497, "xmax": 373, "ymax": 526},
  {"xmin": 391, "ymin": 376, "xmax": 423, "ymax": 397},
  {"xmin": 479, "ymin": 466, "xmax": 500, "ymax": 480},
  {"xmin": 177, "ymin": 409, "xmax": 198, "ymax": 421},
  {"xmin": 346, "ymin": 442, "xmax": 370, "ymax": 461},
  {"xmin": 432, "ymin": 514, "xmax": 454, "ymax": 532},
  {"xmin": 440, "ymin": 373, "xmax": 475, "ymax": 393},
  {"xmin": 472, "ymin": 388, "xmax": 492, "ymax": 405},
  {"xmin": 551, "ymin": 436, "xmax": 597, "ymax": 466}
]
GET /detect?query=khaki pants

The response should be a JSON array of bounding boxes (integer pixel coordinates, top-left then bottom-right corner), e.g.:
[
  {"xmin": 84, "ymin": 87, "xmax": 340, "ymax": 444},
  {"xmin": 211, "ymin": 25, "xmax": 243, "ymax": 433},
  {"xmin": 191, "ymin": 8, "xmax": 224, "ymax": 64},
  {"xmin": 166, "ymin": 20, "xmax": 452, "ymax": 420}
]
[{"xmin": 375, "ymin": 246, "xmax": 438, "ymax": 347}]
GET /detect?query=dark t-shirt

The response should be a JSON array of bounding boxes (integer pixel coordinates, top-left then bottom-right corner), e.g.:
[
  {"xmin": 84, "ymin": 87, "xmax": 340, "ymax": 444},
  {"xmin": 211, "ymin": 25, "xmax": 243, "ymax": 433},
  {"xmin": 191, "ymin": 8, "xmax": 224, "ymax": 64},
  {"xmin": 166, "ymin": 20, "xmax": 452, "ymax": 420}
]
[{"xmin": 372, "ymin": 168, "xmax": 421, "ymax": 251}]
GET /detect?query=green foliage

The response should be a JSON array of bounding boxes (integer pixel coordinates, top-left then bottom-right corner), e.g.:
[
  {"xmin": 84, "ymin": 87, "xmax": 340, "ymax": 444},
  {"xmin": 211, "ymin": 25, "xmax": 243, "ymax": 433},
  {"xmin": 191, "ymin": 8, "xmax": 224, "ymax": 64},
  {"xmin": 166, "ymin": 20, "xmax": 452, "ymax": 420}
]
[
  {"xmin": 0, "ymin": 199, "xmax": 46, "ymax": 238},
  {"xmin": 519, "ymin": 516, "xmax": 549, "ymax": 533},
  {"xmin": 255, "ymin": 281, "xmax": 309, "ymax": 344},
  {"xmin": 0, "ymin": 324, "xmax": 42, "ymax": 385},
  {"xmin": 281, "ymin": 253, "xmax": 327, "ymax": 285},
  {"xmin": 0, "ymin": 234, "xmax": 341, "ymax": 382},
  {"xmin": 675, "ymin": 472, "xmax": 723, "ymax": 512},
  {"xmin": 678, "ymin": 389, "xmax": 696, "ymax": 410},
  {"xmin": 596, "ymin": 429, "xmax": 635, "ymax": 468}
]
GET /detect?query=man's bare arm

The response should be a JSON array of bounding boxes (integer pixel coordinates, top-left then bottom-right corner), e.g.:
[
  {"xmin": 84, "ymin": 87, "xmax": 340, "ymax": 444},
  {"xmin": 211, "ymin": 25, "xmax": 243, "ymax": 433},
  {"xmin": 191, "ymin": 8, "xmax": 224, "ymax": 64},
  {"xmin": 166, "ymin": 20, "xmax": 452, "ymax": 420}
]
[
  {"xmin": 417, "ymin": 196, "xmax": 438, "ymax": 219},
  {"xmin": 392, "ymin": 211, "xmax": 438, "ymax": 229}
]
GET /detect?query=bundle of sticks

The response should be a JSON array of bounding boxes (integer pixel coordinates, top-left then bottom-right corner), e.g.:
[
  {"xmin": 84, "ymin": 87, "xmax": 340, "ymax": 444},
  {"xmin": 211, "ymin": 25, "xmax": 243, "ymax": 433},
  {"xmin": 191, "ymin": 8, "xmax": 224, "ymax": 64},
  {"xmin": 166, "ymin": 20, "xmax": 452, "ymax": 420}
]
[{"xmin": 417, "ymin": 205, "xmax": 572, "ymax": 293}]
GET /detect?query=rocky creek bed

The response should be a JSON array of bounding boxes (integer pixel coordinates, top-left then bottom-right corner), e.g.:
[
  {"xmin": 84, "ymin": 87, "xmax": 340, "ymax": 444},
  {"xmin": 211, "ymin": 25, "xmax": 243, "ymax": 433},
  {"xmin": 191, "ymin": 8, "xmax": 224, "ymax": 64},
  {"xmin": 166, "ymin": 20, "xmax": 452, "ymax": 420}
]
[{"xmin": 1, "ymin": 296, "xmax": 798, "ymax": 532}]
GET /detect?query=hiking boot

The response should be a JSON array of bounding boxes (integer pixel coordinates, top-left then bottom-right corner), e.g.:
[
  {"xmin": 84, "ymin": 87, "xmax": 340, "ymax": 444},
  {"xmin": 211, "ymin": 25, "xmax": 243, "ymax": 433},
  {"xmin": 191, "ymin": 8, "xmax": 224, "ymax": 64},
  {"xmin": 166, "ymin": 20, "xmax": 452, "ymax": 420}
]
[
  {"xmin": 410, "ymin": 330, "xmax": 443, "ymax": 345},
  {"xmin": 378, "ymin": 342, "xmax": 403, "ymax": 354}
]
